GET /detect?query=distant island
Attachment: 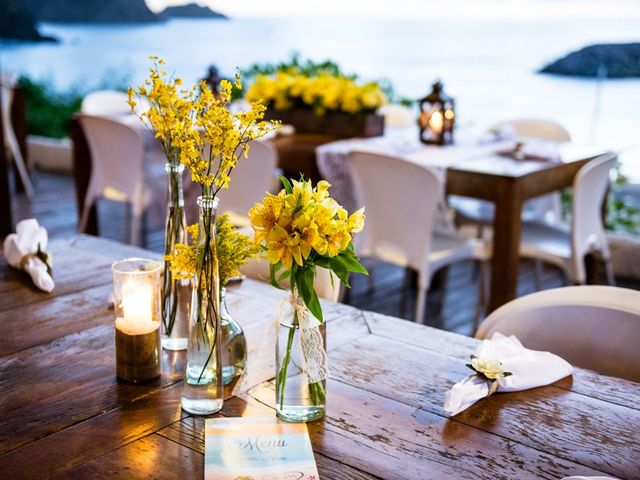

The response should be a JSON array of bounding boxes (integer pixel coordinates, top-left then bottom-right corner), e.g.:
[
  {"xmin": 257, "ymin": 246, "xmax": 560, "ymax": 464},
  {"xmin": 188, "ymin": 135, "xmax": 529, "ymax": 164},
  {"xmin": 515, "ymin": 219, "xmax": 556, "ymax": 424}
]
[
  {"xmin": 540, "ymin": 43, "xmax": 640, "ymax": 78},
  {"xmin": 161, "ymin": 3, "xmax": 227, "ymax": 19},
  {"xmin": 1, "ymin": 0, "xmax": 227, "ymax": 43}
]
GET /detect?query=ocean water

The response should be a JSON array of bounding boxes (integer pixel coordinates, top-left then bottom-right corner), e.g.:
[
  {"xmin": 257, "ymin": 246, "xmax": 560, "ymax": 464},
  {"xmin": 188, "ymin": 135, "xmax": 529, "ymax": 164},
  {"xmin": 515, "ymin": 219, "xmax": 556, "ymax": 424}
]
[{"xmin": 1, "ymin": 16, "xmax": 639, "ymax": 176}]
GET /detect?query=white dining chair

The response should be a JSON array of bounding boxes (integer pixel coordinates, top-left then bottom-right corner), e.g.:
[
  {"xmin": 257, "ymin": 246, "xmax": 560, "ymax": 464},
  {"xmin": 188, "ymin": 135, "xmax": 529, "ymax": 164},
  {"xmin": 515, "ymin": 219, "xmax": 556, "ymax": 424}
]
[
  {"xmin": 347, "ymin": 151, "xmax": 487, "ymax": 324},
  {"xmin": 377, "ymin": 103, "xmax": 416, "ymax": 128},
  {"xmin": 216, "ymin": 140, "xmax": 278, "ymax": 227},
  {"xmin": 519, "ymin": 152, "xmax": 617, "ymax": 286},
  {"xmin": 77, "ymin": 114, "xmax": 150, "ymax": 245},
  {"xmin": 81, "ymin": 90, "xmax": 131, "ymax": 116},
  {"xmin": 1, "ymin": 75, "xmax": 34, "ymax": 198},
  {"xmin": 450, "ymin": 119, "xmax": 571, "ymax": 233},
  {"xmin": 476, "ymin": 286, "xmax": 640, "ymax": 382}
]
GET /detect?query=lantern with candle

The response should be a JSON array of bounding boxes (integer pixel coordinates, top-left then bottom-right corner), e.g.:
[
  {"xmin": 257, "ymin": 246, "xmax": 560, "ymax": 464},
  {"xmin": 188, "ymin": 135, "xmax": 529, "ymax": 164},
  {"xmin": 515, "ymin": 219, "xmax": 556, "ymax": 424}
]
[
  {"xmin": 112, "ymin": 258, "xmax": 162, "ymax": 383},
  {"xmin": 418, "ymin": 80, "xmax": 455, "ymax": 145}
]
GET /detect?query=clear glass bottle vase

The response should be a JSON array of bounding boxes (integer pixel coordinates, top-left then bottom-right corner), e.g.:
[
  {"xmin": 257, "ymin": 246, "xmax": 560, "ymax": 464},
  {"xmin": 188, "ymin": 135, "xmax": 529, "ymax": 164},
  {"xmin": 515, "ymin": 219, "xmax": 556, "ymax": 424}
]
[
  {"xmin": 181, "ymin": 196, "xmax": 223, "ymax": 415},
  {"xmin": 161, "ymin": 163, "xmax": 191, "ymax": 351},
  {"xmin": 220, "ymin": 287, "xmax": 247, "ymax": 386},
  {"xmin": 275, "ymin": 291, "xmax": 327, "ymax": 422}
]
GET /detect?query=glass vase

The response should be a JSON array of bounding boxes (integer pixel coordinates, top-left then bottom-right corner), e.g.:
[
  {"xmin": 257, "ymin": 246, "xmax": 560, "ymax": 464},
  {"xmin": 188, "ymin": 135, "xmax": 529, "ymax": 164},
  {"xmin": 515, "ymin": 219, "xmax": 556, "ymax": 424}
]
[
  {"xmin": 220, "ymin": 287, "xmax": 247, "ymax": 386},
  {"xmin": 181, "ymin": 196, "xmax": 223, "ymax": 415},
  {"xmin": 275, "ymin": 291, "xmax": 327, "ymax": 422},
  {"xmin": 161, "ymin": 163, "xmax": 191, "ymax": 351}
]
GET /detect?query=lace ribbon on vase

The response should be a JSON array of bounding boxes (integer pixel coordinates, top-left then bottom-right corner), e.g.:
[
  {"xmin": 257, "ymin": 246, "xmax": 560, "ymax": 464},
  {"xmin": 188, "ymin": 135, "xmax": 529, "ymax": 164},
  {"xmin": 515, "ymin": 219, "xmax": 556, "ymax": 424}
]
[{"xmin": 290, "ymin": 292, "xmax": 328, "ymax": 384}]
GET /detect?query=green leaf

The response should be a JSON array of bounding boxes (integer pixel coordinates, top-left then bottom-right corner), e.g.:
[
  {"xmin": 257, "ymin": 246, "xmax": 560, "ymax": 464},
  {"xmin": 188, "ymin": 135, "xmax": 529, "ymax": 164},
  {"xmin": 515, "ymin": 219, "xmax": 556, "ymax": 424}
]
[
  {"xmin": 297, "ymin": 266, "xmax": 323, "ymax": 323},
  {"xmin": 279, "ymin": 175, "xmax": 293, "ymax": 194},
  {"xmin": 338, "ymin": 250, "xmax": 368, "ymax": 275},
  {"xmin": 329, "ymin": 257, "xmax": 350, "ymax": 287},
  {"xmin": 277, "ymin": 269, "xmax": 292, "ymax": 281},
  {"xmin": 269, "ymin": 262, "xmax": 286, "ymax": 290}
]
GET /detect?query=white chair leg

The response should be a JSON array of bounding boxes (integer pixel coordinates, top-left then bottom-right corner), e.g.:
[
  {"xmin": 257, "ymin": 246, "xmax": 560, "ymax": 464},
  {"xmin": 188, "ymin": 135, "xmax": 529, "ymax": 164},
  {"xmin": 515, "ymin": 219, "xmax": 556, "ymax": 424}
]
[
  {"xmin": 130, "ymin": 211, "xmax": 142, "ymax": 246},
  {"xmin": 9, "ymin": 141, "xmax": 35, "ymax": 199},
  {"xmin": 533, "ymin": 259, "xmax": 544, "ymax": 291},
  {"xmin": 415, "ymin": 286, "xmax": 428, "ymax": 325},
  {"xmin": 472, "ymin": 261, "xmax": 487, "ymax": 335},
  {"xmin": 604, "ymin": 258, "xmax": 616, "ymax": 286}
]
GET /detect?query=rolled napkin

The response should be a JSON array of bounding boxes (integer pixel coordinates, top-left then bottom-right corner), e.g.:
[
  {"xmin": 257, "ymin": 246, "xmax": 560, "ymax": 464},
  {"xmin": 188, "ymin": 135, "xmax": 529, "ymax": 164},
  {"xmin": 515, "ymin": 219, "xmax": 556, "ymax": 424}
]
[
  {"xmin": 443, "ymin": 333, "xmax": 572, "ymax": 416},
  {"xmin": 562, "ymin": 476, "xmax": 621, "ymax": 480},
  {"xmin": 3, "ymin": 219, "xmax": 55, "ymax": 292}
]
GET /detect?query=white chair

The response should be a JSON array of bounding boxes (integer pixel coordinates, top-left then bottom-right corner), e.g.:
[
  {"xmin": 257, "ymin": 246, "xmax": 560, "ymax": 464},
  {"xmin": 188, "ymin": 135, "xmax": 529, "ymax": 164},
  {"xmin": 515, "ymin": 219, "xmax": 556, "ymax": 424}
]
[
  {"xmin": 519, "ymin": 153, "xmax": 617, "ymax": 286},
  {"xmin": 450, "ymin": 119, "xmax": 571, "ymax": 231},
  {"xmin": 377, "ymin": 103, "xmax": 416, "ymax": 128},
  {"xmin": 347, "ymin": 151, "xmax": 487, "ymax": 324},
  {"xmin": 216, "ymin": 140, "xmax": 278, "ymax": 227},
  {"xmin": 81, "ymin": 90, "xmax": 131, "ymax": 116},
  {"xmin": 77, "ymin": 114, "xmax": 149, "ymax": 245},
  {"xmin": 491, "ymin": 119, "xmax": 570, "ymax": 143},
  {"xmin": 476, "ymin": 286, "xmax": 640, "ymax": 382},
  {"xmin": 1, "ymin": 74, "xmax": 34, "ymax": 198}
]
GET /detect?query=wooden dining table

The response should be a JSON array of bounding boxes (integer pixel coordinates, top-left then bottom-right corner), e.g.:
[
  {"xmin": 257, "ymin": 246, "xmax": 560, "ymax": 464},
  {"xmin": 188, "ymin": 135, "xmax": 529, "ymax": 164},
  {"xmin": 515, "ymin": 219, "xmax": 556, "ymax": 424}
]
[
  {"xmin": 1, "ymin": 235, "xmax": 638, "ymax": 479},
  {"xmin": 316, "ymin": 136, "xmax": 614, "ymax": 313}
]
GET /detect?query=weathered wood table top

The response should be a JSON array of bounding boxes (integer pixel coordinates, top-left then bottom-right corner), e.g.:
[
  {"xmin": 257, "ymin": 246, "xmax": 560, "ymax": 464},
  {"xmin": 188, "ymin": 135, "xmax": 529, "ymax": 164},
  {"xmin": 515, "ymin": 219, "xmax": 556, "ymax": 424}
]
[{"xmin": 1, "ymin": 236, "xmax": 638, "ymax": 479}]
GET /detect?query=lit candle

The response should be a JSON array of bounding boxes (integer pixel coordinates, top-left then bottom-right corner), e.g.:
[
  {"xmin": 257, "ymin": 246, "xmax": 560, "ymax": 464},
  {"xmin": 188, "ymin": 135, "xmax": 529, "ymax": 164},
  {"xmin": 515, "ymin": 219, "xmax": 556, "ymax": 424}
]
[
  {"xmin": 116, "ymin": 281, "xmax": 157, "ymax": 335},
  {"xmin": 429, "ymin": 110, "xmax": 444, "ymax": 134},
  {"xmin": 112, "ymin": 259, "xmax": 162, "ymax": 383}
]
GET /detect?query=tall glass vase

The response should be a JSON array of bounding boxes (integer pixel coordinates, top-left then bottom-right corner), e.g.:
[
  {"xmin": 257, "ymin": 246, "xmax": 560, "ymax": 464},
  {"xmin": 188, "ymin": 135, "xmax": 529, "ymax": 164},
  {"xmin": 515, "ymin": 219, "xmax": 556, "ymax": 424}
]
[
  {"xmin": 220, "ymin": 287, "xmax": 247, "ymax": 386},
  {"xmin": 181, "ymin": 196, "xmax": 223, "ymax": 415},
  {"xmin": 276, "ymin": 290, "xmax": 327, "ymax": 423},
  {"xmin": 161, "ymin": 163, "xmax": 191, "ymax": 351}
]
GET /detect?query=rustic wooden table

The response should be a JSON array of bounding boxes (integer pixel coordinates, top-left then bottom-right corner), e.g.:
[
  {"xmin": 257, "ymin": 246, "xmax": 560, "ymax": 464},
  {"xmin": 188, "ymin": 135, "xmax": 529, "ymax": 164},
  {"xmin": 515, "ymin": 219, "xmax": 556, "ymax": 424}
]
[
  {"xmin": 446, "ymin": 147, "xmax": 613, "ymax": 312},
  {"xmin": 1, "ymin": 236, "xmax": 638, "ymax": 479}
]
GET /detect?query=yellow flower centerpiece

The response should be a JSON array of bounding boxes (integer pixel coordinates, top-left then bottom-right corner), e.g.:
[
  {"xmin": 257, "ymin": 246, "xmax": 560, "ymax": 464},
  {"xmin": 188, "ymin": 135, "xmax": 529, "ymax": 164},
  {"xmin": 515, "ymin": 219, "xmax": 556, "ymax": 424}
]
[
  {"xmin": 249, "ymin": 177, "xmax": 367, "ymax": 422},
  {"xmin": 130, "ymin": 57, "xmax": 274, "ymax": 416},
  {"xmin": 245, "ymin": 65, "xmax": 387, "ymax": 137}
]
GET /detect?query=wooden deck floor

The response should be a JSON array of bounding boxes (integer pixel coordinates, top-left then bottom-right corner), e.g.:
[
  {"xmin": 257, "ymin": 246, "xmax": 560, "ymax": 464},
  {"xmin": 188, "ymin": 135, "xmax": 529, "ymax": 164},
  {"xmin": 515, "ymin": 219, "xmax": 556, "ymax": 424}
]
[{"xmin": 9, "ymin": 170, "xmax": 575, "ymax": 336}]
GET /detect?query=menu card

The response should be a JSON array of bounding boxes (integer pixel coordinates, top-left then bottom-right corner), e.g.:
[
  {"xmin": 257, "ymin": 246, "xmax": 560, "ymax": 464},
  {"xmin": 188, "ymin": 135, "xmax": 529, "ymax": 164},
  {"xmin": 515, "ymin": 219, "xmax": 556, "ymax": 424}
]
[{"xmin": 205, "ymin": 417, "xmax": 319, "ymax": 480}]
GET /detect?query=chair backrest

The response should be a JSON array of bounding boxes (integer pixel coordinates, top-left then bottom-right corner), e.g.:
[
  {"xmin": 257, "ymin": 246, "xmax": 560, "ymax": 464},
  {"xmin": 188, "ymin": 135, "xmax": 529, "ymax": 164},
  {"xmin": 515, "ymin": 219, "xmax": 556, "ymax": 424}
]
[
  {"xmin": 570, "ymin": 153, "xmax": 616, "ymax": 281},
  {"xmin": 216, "ymin": 140, "xmax": 278, "ymax": 223},
  {"xmin": 377, "ymin": 103, "xmax": 415, "ymax": 128},
  {"xmin": 347, "ymin": 151, "xmax": 440, "ymax": 270},
  {"xmin": 81, "ymin": 90, "xmax": 131, "ymax": 116},
  {"xmin": 476, "ymin": 286, "xmax": 640, "ymax": 382},
  {"xmin": 491, "ymin": 119, "xmax": 571, "ymax": 143},
  {"xmin": 78, "ymin": 114, "xmax": 145, "ymax": 205}
]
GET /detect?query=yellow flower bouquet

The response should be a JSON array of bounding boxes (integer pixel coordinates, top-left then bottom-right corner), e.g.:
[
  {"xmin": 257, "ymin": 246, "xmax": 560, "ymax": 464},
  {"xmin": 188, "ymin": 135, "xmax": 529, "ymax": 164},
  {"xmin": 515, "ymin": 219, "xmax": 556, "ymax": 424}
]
[{"xmin": 249, "ymin": 177, "xmax": 367, "ymax": 422}]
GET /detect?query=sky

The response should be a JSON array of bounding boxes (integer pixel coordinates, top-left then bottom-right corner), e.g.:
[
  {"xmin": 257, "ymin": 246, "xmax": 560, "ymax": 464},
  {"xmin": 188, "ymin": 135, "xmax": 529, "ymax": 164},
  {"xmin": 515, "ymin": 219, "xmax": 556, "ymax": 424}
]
[{"xmin": 146, "ymin": 0, "xmax": 640, "ymax": 19}]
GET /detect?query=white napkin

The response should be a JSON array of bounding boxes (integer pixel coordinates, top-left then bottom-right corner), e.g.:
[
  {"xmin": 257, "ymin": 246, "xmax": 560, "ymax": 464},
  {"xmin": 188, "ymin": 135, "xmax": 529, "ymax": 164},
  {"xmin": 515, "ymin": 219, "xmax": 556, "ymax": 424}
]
[
  {"xmin": 562, "ymin": 476, "xmax": 621, "ymax": 480},
  {"xmin": 3, "ymin": 219, "xmax": 55, "ymax": 292},
  {"xmin": 443, "ymin": 333, "xmax": 573, "ymax": 416}
]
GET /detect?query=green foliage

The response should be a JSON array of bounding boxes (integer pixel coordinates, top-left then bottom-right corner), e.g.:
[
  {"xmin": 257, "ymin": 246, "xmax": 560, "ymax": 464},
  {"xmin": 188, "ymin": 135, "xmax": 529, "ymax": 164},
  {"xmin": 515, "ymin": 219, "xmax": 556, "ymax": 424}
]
[
  {"xmin": 18, "ymin": 77, "xmax": 83, "ymax": 138},
  {"xmin": 243, "ymin": 52, "xmax": 348, "ymax": 79},
  {"xmin": 18, "ymin": 73, "xmax": 130, "ymax": 138},
  {"xmin": 560, "ymin": 163, "xmax": 640, "ymax": 236}
]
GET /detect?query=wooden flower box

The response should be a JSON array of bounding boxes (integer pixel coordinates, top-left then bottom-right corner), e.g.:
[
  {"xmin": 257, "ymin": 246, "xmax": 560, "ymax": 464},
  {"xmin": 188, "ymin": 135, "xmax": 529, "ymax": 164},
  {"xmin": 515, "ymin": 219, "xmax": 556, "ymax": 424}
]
[{"xmin": 265, "ymin": 108, "xmax": 384, "ymax": 138}]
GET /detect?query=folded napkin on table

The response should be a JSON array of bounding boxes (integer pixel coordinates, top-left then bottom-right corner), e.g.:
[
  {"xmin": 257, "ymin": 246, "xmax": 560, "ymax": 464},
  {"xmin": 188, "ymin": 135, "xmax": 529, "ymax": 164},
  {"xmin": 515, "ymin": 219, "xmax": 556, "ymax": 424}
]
[
  {"xmin": 3, "ymin": 218, "xmax": 54, "ymax": 292},
  {"xmin": 443, "ymin": 333, "xmax": 573, "ymax": 416}
]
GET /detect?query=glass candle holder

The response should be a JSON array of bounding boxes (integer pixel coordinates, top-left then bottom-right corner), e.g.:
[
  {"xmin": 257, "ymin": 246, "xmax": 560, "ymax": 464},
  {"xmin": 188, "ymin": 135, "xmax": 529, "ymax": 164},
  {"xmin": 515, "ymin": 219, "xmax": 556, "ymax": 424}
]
[{"xmin": 112, "ymin": 257, "xmax": 163, "ymax": 383}]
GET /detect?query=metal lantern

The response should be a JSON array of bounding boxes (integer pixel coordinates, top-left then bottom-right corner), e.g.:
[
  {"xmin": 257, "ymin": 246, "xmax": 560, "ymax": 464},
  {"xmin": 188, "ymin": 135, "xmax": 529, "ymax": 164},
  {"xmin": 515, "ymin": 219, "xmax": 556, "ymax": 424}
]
[{"xmin": 418, "ymin": 80, "xmax": 455, "ymax": 145}]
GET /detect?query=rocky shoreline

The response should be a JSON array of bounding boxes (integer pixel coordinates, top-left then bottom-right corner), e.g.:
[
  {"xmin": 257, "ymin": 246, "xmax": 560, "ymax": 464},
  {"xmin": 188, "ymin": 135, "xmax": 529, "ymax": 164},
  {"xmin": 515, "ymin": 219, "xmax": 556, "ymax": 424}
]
[
  {"xmin": 1, "ymin": 0, "xmax": 226, "ymax": 43},
  {"xmin": 540, "ymin": 43, "xmax": 640, "ymax": 78}
]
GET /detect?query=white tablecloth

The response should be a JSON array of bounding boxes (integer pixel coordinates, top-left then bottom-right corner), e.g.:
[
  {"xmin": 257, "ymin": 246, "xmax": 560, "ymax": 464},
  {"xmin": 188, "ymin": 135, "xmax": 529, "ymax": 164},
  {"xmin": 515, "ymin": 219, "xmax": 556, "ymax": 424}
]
[{"xmin": 315, "ymin": 126, "xmax": 512, "ymax": 214}]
